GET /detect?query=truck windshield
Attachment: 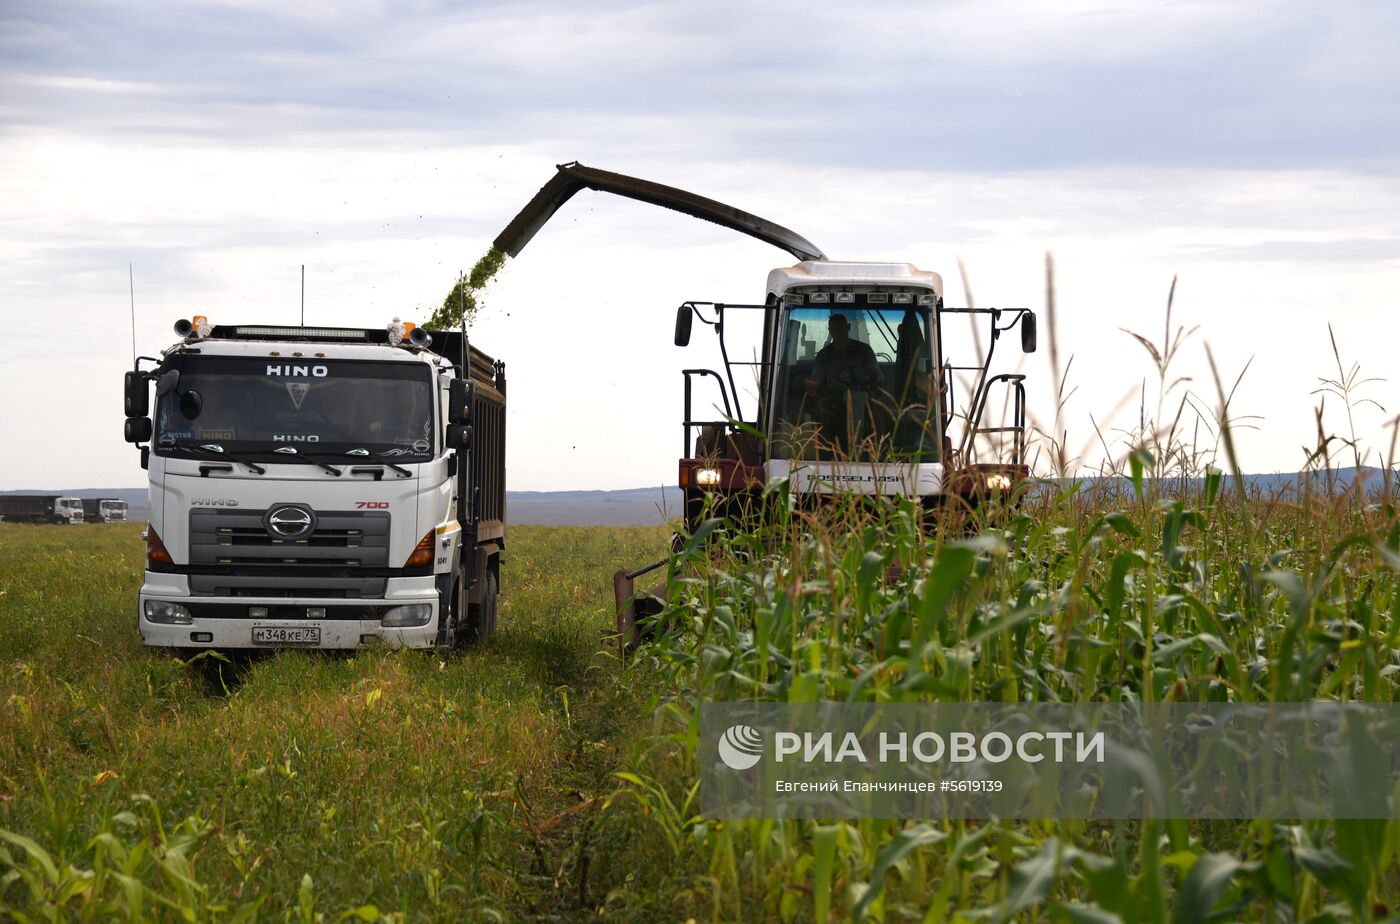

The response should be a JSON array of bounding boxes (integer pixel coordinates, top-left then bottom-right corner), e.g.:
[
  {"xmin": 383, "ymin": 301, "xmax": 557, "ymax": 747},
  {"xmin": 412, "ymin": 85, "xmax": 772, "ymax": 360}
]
[
  {"xmin": 58, "ymin": 498, "xmax": 82, "ymax": 509},
  {"xmin": 154, "ymin": 357, "xmax": 434, "ymax": 460},
  {"xmin": 770, "ymin": 304, "xmax": 940, "ymax": 462}
]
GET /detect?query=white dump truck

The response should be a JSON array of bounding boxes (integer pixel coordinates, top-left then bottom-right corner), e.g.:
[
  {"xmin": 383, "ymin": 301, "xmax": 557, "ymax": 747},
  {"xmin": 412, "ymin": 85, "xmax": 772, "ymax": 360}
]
[
  {"xmin": 0, "ymin": 494, "xmax": 84, "ymax": 524},
  {"xmin": 123, "ymin": 318, "xmax": 506, "ymax": 651},
  {"xmin": 82, "ymin": 498, "xmax": 129, "ymax": 523}
]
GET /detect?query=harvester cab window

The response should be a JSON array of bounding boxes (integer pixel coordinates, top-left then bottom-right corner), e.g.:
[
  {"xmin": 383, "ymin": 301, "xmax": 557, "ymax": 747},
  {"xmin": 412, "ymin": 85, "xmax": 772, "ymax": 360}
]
[{"xmin": 771, "ymin": 304, "xmax": 939, "ymax": 462}]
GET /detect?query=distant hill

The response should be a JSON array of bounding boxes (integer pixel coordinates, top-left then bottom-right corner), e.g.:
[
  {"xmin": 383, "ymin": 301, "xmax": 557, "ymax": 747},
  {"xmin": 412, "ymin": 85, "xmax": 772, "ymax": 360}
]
[
  {"xmin": 6, "ymin": 467, "xmax": 1393, "ymax": 527},
  {"xmin": 507, "ymin": 486, "xmax": 682, "ymax": 526}
]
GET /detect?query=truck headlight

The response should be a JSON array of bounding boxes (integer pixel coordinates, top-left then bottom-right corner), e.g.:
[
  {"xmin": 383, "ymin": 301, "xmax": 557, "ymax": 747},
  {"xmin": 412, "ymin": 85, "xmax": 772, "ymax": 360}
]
[
  {"xmin": 144, "ymin": 600, "xmax": 192, "ymax": 625},
  {"xmin": 381, "ymin": 604, "xmax": 432, "ymax": 628},
  {"xmin": 984, "ymin": 474, "xmax": 1013, "ymax": 491}
]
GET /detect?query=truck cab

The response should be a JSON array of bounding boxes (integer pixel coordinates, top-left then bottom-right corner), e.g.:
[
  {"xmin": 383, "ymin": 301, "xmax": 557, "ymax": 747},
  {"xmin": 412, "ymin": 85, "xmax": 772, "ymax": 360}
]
[{"xmin": 123, "ymin": 319, "xmax": 506, "ymax": 651}]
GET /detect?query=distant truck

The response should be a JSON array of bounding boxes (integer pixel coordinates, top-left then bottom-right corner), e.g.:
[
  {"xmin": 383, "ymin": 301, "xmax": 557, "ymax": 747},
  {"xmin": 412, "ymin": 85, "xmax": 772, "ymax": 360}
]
[
  {"xmin": 0, "ymin": 494, "xmax": 85, "ymax": 524},
  {"xmin": 122, "ymin": 317, "xmax": 506, "ymax": 651},
  {"xmin": 82, "ymin": 498, "xmax": 130, "ymax": 523}
]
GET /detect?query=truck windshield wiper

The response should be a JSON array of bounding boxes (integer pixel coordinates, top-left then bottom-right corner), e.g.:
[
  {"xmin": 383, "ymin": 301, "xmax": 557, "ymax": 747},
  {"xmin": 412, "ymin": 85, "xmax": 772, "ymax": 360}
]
[
  {"xmin": 272, "ymin": 446, "xmax": 342, "ymax": 477},
  {"xmin": 345, "ymin": 448, "xmax": 413, "ymax": 478},
  {"xmin": 173, "ymin": 443, "xmax": 266, "ymax": 475}
]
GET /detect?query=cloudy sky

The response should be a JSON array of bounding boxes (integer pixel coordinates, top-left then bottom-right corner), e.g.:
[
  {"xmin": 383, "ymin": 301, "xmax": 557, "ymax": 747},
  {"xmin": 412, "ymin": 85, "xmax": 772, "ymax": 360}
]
[{"xmin": 2, "ymin": 0, "xmax": 1397, "ymax": 491}]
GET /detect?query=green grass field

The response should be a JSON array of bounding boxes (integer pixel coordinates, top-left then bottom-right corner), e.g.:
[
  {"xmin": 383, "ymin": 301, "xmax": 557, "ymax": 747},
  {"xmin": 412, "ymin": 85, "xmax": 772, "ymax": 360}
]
[
  {"xmin": 0, "ymin": 522, "xmax": 672, "ymax": 921},
  {"xmin": 3, "ymin": 474, "xmax": 1400, "ymax": 921}
]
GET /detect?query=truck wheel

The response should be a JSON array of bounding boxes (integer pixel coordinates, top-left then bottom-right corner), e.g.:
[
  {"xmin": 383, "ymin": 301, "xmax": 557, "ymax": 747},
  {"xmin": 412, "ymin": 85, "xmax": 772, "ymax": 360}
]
[
  {"xmin": 435, "ymin": 572, "xmax": 465, "ymax": 653},
  {"xmin": 464, "ymin": 565, "xmax": 498, "ymax": 643}
]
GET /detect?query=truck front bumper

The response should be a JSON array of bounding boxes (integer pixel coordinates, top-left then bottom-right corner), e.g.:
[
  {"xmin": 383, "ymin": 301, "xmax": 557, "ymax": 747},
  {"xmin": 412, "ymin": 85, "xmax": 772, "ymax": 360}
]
[{"xmin": 137, "ymin": 572, "xmax": 442, "ymax": 650}]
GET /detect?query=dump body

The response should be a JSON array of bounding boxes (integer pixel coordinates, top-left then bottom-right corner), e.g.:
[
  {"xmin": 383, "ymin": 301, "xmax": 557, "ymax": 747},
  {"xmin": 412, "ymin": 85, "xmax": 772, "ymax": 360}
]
[
  {"xmin": 0, "ymin": 494, "xmax": 84, "ymax": 524},
  {"xmin": 126, "ymin": 323, "xmax": 505, "ymax": 651}
]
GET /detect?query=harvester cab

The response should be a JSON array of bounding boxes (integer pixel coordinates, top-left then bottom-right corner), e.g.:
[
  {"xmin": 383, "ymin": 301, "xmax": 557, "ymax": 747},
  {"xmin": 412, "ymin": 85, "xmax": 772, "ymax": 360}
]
[{"xmin": 670, "ymin": 267, "xmax": 1036, "ymax": 531}]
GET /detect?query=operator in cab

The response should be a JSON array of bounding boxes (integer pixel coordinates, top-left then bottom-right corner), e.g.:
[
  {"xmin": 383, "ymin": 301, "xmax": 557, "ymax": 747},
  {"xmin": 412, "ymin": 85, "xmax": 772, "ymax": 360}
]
[{"xmin": 804, "ymin": 312, "xmax": 880, "ymax": 451}]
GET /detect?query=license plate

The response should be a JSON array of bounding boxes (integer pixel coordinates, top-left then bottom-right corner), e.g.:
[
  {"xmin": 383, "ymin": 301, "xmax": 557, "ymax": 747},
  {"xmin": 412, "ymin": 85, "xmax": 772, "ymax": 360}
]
[{"xmin": 252, "ymin": 624, "xmax": 321, "ymax": 645}]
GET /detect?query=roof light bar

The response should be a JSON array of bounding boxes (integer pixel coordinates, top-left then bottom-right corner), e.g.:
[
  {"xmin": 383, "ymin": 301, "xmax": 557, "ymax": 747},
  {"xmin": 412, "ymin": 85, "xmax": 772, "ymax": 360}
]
[{"xmin": 230, "ymin": 326, "xmax": 370, "ymax": 340}]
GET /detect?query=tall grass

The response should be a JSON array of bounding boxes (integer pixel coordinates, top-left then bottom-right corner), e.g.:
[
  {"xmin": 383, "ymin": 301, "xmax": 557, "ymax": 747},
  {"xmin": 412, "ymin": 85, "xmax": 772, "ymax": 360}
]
[{"xmin": 619, "ymin": 468, "xmax": 1400, "ymax": 920}]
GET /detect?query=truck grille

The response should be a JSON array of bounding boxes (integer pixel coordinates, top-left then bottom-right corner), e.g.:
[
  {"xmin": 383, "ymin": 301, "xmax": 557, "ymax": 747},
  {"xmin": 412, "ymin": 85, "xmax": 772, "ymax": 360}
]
[{"xmin": 187, "ymin": 508, "xmax": 392, "ymax": 598}]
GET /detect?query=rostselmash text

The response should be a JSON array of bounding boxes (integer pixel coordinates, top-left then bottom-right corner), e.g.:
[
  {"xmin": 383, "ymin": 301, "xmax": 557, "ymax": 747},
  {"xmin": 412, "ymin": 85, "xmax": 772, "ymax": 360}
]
[
  {"xmin": 773, "ymin": 731, "xmax": 1105, "ymax": 764},
  {"xmin": 823, "ymin": 474, "xmax": 901, "ymax": 483}
]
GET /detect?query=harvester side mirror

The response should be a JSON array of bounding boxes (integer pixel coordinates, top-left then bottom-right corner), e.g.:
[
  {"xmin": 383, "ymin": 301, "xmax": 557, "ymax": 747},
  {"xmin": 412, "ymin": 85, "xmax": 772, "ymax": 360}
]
[
  {"xmin": 446, "ymin": 424, "xmax": 473, "ymax": 451},
  {"xmin": 124, "ymin": 417, "xmax": 153, "ymax": 443},
  {"xmin": 155, "ymin": 369, "xmax": 181, "ymax": 397},
  {"xmin": 1021, "ymin": 312, "xmax": 1038, "ymax": 353},
  {"xmin": 674, "ymin": 304, "xmax": 693, "ymax": 347},
  {"xmin": 124, "ymin": 370, "xmax": 149, "ymax": 417},
  {"xmin": 447, "ymin": 379, "xmax": 471, "ymax": 424}
]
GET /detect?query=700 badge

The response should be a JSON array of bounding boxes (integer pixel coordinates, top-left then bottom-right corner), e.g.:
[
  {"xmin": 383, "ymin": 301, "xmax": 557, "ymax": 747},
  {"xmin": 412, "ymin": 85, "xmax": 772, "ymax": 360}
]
[{"xmin": 355, "ymin": 501, "xmax": 390, "ymax": 509}]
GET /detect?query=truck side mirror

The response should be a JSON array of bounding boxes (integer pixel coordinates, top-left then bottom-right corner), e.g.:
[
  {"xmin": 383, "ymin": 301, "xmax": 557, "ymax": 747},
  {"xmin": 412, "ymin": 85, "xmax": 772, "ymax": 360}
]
[
  {"xmin": 448, "ymin": 379, "xmax": 471, "ymax": 424},
  {"xmin": 674, "ymin": 304, "xmax": 693, "ymax": 347},
  {"xmin": 1021, "ymin": 312, "xmax": 1038, "ymax": 353},
  {"xmin": 124, "ymin": 371, "xmax": 149, "ymax": 417},
  {"xmin": 446, "ymin": 424, "xmax": 473, "ymax": 452},
  {"xmin": 125, "ymin": 417, "xmax": 153, "ymax": 443}
]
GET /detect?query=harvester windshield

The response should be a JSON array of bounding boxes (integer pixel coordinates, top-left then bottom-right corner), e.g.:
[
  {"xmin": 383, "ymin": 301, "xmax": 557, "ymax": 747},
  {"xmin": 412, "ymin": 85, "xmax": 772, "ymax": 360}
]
[{"xmin": 770, "ymin": 304, "xmax": 939, "ymax": 463}]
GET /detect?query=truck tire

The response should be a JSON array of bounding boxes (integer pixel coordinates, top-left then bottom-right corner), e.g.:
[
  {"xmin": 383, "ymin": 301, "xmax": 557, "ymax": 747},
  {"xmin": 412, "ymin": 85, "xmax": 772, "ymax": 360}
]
[
  {"xmin": 464, "ymin": 565, "xmax": 498, "ymax": 643},
  {"xmin": 435, "ymin": 571, "xmax": 466, "ymax": 653}
]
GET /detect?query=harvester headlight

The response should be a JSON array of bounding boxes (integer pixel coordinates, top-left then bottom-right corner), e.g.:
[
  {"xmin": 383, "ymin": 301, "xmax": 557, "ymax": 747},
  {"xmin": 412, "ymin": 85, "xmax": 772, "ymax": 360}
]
[
  {"xmin": 985, "ymin": 473, "xmax": 1013, "ymax": 491},
  {"xmin": 834, "ymin": 292, "xmax": 855, "ymax": 304},
  {"xmin": 892, "ymin": 293, "xmax": 914, "ymax": 305},
  {"xmin": 144, "ymin": 600, "xmax": 192, "ymax": 625},
  {"xmin": 696, "ymin": 467, "xmax": 722, "ymax": 486},
  {"xmin": 381, "ymin": 604, "xmax": 432, "ymax": 628},
  {"xmin": 918, "ymin": 294, "xmax": 937, "ymax": 306},
  {"xmin": 808, "ymin": 292, "xmax": 830, "ymax": 304}
]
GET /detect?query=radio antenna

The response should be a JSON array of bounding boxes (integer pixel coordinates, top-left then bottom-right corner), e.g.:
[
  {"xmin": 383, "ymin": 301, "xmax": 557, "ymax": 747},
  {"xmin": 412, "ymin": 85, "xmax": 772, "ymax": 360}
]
[
  {"xmin": 300, "ymin": 264, "xmax": 305, "ymax": 325},
  {"xmin": 128, "ymin": 263, "xmax": 136, "ymax": 363}
]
